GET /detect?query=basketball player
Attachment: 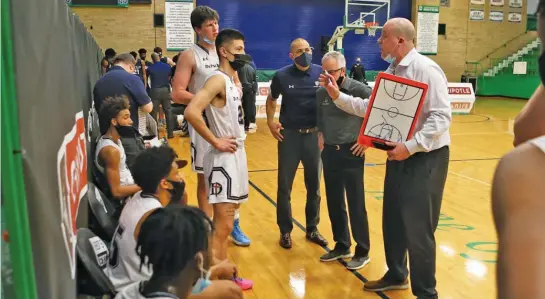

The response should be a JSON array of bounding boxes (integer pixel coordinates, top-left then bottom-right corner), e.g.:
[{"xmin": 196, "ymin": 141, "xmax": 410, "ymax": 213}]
[
  {"xmin": 184, "ymin": 28, "xmax": 253, "ymax": 290},
  {"xmin": 95, "ymin": 95, "xmax": 141, "ymax": 201},
  {"xmin": 114, "ymin": 205, "xmax": 243, "ymax": 299},
  {"xmin": 172, "ymin": 5, "xmax": 250, "ymax": 247},
  {"xmin": 492, "ymin": 2, "xmax": 545, "ymax": 297}
]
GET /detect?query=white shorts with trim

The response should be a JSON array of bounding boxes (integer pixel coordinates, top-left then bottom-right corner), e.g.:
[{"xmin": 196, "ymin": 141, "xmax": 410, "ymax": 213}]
[
  {"xmin": 204, "ymin": 143, "xmax": 249, "ymax": 205},
  {"xmin": 188, "ymin": 123, "xmax": 210, "ymax": 174}
]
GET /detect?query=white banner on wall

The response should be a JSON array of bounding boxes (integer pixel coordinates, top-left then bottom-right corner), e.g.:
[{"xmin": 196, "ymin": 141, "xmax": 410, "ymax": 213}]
[
  {"xmin": 165, "ymin": 0, "xmax": 195, "ymax": 51},
  {"xmin": 470, "ymin": 9, "xmax": 485, "ymax": 20},
  {"xmin": 471, "ymin": 0, "xmax": 484, "ymax": 4},
  {"xmin": 509, "ymin": 0, "xmax": 523, "ymax": 8},
  {"xmin": 508, "ymin": 12, "xmax": 523, "ymax": 22},
  {"xmin": 513, "ymin": 61, "xmax": 527, "ymax": 74},
  {"xmin": 416, "ymin": 5, "xmax": 440, "ymax": 55},
  {"xmin": 490, "ymin": 0, "xmax": 505, "ymax": 6},
  {"xmin": 489, "ymin": 11, "xmax": 504, "ymax": 22}
]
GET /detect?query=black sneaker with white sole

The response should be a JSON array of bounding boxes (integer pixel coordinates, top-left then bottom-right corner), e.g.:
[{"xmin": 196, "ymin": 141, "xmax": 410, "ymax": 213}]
[
  {"xmin": 346, "ymin": 256, "xmax": 370, "ymax": 270},
  {"xmin": 320, "ymin": 249, "xmax": 352, "ymax": 262}
]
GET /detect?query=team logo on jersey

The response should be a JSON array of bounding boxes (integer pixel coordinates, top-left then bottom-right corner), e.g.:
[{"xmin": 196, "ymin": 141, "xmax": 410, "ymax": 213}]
[
  {"xmin": 210, "ymin": 182, "xmax": 223, "ymax": 196},
  {"xmin": 203, "ymin": 57, "xmax": 209, "ymax": 61},
  {"xmin": 315, "ymin": 81, "xmax": 320, "ymax": 86},
  {"xmin": 289, "ymin": 85, "xmax": 295, "ymax": 88}
]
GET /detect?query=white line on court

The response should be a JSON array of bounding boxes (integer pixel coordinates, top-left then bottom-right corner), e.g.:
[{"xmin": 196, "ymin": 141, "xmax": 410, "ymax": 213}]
[{"xmin": 448, "ymin": 171, "xmax": 492, "ymax": 186}]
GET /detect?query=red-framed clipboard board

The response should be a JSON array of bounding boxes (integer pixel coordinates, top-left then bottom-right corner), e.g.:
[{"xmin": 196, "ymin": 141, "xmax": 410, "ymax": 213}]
[{"xmin": 357, "ymin": 72, "xmax": 429, "ymax": 151}]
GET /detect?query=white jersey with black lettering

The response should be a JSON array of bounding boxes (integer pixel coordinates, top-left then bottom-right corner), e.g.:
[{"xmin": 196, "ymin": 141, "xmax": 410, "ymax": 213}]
[
  {"xmin": 107, "ymin": 192, "xmax": 162, "ymax": 292},
  {"xmin": 95, "ymin": 136, "xmax": 134, "ymax": 186},
  {"xmin": 203, "ymin": 70, "xmax": 249, "ymax": 205},
  {"xmin": 187, "ymin": 44, "xmax": 220, "ymax": 174}
]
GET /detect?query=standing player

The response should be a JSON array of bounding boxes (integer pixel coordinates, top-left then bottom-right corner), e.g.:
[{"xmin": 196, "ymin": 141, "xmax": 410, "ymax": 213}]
[
  {"xmin": 172, "ymin": 6, "xmax": 250, "ymax": 247},
  {"xmin": 184, "ymin": 28, "xmax": 253, "ymax": 290}
]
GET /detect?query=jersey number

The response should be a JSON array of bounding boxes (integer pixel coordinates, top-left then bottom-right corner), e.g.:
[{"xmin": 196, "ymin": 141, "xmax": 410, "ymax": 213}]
[{"xmin": 238, "ymin": 105, "xmax": 244, "ymax": 125}]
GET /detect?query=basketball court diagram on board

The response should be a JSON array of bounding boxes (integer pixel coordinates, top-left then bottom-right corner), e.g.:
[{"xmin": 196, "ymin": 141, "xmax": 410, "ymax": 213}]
[
  {"xmin": 359, "ymin": 73, "xmax": 428, "ymax": 149},
  {"xmin": 328, "ymin": 0, "xmax": 390, "ymax": 51}
]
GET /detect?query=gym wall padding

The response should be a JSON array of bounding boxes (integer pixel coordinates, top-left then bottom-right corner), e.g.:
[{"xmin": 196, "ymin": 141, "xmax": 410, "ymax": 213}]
[
  {"xmin": 197, "ymin": 0, "xmax": 411, "ymax": 71},
  {"xmin": 10, "ymin": 0, "xmax": 102, "ymax": 297}
]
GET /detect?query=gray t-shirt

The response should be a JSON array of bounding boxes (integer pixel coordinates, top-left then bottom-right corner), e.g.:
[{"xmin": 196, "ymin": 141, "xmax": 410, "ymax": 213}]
[{"xmin": 316, "ymin": 77, "xmax": 372, "ymax": 144}]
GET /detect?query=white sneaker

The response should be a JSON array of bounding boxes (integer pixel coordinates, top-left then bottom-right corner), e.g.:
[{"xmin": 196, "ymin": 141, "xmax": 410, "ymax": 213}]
[{"xmin": 248, "ymin": 123, "xmax": 257, "ymax": 133}]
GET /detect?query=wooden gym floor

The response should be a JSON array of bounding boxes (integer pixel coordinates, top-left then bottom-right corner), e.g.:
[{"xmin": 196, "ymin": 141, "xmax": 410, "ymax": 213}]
[{"xmin": 167, "ymin": 97, "xmax": 526, "ymax": 299}]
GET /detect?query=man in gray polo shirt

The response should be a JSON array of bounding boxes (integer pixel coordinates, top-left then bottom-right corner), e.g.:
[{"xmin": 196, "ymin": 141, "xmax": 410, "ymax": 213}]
[{"xmin": 317, "ymin": 51, "xmax": 372, "ymax": 270}]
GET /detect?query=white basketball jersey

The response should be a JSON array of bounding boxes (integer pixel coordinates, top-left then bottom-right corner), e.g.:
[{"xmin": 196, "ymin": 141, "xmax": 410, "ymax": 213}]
[
  {"xmin": 188, "ymin": 44, "xmax": 220, "ymax": 94},
  {"xmin": 95, "ymin": 137, "xmax": 134, "ymax": 186},
  {"xmin": 114, "ymin": 282, "xmax": 178, "ymax": 299},
  {"xmin": 205, "ymin": 70, "xmax": 245, "ymax": 141},
  {"xmin": 530, "ymin": 135, "xmax": 545, "ymax": 153},
  {"xmin": 107, "ymin": 192, "xmax": 162, "ymax": 291}
]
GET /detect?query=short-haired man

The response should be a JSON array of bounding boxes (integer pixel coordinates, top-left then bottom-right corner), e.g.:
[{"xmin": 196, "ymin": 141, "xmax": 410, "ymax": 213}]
[
  {"xmin": 93, "ymin": 53, "xmax": 153, "ymax": 165},
  {"xmin": 320, "ymin": 18, "xmax": 451, "ymax": 298},
  {"xmin": 349, "ymin": 57, "xmax": 366, "ymax": 83},
  {"xmin": 184, "ymin": 28, "xmax": 254, "ymax": 290},
  {"xmin": 148, "ymin": 52, "xmax": 175, "ymax": 139},
  {"xmin": 172, "ymin": 5, "xmax": 250, "ymax": 246},
  {"xmin": 317, "ymin": 51, "xmax": 372, "ymax": 270},
  {"xmin": 102, "ymin": 48, "xmax": 116, "ymax": 75},
  {"xmin": 131, "ymin": 51, "xmax": 148, "ymax": 86},
  {"xmin": 95, "ymin": 95, "xmax": 141, "ymax": 203},
  {"xmin": 266, "ymin": 38, "xmax": 328, "ymax": 249}
]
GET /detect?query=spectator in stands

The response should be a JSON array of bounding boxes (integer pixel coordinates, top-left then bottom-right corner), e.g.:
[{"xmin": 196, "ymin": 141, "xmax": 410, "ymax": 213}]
[
  {"xmin": 114, "ymin": 205, "xmax": 243, "ymax": 299},
  {"xmin": 102, "ymin": 48, "xmax": 116, "ymax": 75},
  {"xmin": 349, "ymin": 57, "xmax": 366, "ymax": 83},
  {"xmin": 148, "ymin": 52, "xmax": 175, "ymax": 139},
  {"xmin": 131, "ymin": 51, "xmax": 148, "ymax": 86},
  {"xmin": 93, "ymin": 53, "xmax": 153, "ymax": 165},
  {"xmin": 238, "ymin": 61, "xmax": 258, "ymax": 133},
  {"xmin": 95, "ymin": 95, "xmax": 141, "ymax": 203}
]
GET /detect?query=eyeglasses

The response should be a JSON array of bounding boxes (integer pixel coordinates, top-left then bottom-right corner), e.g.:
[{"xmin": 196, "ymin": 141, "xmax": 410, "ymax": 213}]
[
  {"xmin": 294, "ymin": 47, "xmax": 314, "ymax": 55},
  {"xmin": 325, "ymin": 67, "xmax": 343, "ymax": 74}
]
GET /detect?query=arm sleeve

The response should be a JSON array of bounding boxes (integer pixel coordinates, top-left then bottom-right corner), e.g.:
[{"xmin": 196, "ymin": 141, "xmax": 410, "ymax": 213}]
[
  {"xmin": 269, "ymin": 72, "xmax": 281, "ymax": 100},
  {"xmin": 404, "ymin": 66, "xmax": 452, "ymax": 154},
  {"xmin": 333, "ymin": 92, "xmax": 369, "ymax": 118}
]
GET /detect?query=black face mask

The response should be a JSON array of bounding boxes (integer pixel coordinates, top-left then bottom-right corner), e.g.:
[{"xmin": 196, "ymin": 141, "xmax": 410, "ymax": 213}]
[
  {"xmin": 115, "ymin": 125, "xmax": 137, "ymax": 138},
  {"xmin": 227, "ymin": 52, "xmax": 252, "ymax": 71},
  {"xmin": 166, "ymin": 179, "xmax": 186, "ymax": 204},
  {"xmin": 539, "ymin": 52, "xmax": 545, "ymax": 85},
  {"xmin": 336, "ymin": 75, "xmax": 345, "ymax": 88}
]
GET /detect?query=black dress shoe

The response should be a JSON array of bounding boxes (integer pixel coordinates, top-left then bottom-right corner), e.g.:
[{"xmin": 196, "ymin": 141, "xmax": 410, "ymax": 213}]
[
  {"xmin": 279, "ymin": 233, "xmax": 292, "ymax": 249},
  {"xmin": 306, "ymin": 230, "xmax": 328, "ymax": 246}
]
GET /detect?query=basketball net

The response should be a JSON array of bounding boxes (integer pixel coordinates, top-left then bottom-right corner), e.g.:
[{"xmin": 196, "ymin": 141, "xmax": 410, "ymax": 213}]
[{"xmin": 365, "ymin": 22, "xmax": 379, "ymax": 37}]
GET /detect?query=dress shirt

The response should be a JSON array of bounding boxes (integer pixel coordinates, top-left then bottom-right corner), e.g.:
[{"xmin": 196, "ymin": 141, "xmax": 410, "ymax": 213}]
[{"xmin": 334, "ymin": 48, "xmax": 451, "ymax": 154}]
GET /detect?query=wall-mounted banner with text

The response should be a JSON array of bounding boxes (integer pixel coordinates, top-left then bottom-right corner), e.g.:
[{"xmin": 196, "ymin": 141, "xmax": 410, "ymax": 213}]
[
  {"xmin": 165, "ymin": 0, "xmax": 195, "ymax": 52},
  {"xmin": 490, "ymin": 0, "xmax": 504, "ymax": 6},
  {"xmin": 416, "ymin": 5, "xmax": 440, "ymax": 55},
  {"xmin": 509, "ymin": 0, "xmax": 523, "ymax": 8},
  {"xmin": 470, "ymin": 9, "xmax": 485, "ymax": 21},
  {"xmin": 508, "ymin": 12, "xmax": 522, "ymax": 23},
  {"xmin": 470, "ymin": 0, "xmax": 484, "ymax": 5},
  {"xmin": 489, "ymin": 11, "xmax": 504, "ymax": 22}
]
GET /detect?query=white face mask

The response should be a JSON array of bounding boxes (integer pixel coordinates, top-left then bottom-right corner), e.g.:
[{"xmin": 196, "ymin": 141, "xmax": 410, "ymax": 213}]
[
  {"xmin": 191, "ymin": 253, "xmax": 212, "ymax": 294},
  {"xmin": 382, "ymin": 40, "xmax": 400, "ymax": 64}
]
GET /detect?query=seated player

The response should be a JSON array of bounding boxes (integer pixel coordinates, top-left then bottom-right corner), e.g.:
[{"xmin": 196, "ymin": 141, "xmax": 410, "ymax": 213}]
[
  {"xmin": 184, "ymin": 28, "xmax": 253, "ymax": 290},
  {"xmin": 95, "ymin": 95, "xmax": 141, "ymax": 201},
  {"xmin": 114, "ymin": 205, "xmax": 243, "ymax": 299}
]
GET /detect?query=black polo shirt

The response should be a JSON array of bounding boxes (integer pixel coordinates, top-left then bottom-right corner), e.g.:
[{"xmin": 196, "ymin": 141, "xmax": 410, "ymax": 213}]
[
  {"xmin": 93, "ymin": 65, "xmax": 151, "ymax": 129},
  {"xmin": 270, "ymin": 63, "xmax": 322, "ymax": 129}
]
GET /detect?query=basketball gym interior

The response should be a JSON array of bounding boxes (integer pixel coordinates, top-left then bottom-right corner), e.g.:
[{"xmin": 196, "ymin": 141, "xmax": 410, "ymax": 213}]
[{"xmin": 1, "ymin": 0, "xmax": 540, "ymax": 298}]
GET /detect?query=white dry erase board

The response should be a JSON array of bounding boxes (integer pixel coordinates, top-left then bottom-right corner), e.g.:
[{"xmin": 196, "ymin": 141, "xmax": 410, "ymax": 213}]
[{"xmin": 358, "ymin": 72, "xmax": 429, "ymax": 150}]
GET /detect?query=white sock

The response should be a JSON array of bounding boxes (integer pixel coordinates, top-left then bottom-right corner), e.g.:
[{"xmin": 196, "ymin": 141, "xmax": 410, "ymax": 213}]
[{"xmin": 235, "ymin": 209, "xmax": 240, "ymax": 220}]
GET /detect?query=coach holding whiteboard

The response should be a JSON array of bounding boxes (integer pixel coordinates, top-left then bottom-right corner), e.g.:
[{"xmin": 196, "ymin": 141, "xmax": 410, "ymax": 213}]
[{"xmin": 319, "ymin": 18, "xmax": 451, "ymax": 299}]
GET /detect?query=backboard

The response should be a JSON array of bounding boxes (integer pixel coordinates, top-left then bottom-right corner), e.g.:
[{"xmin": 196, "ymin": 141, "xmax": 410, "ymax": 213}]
[{"xmin": 344, "ymin": 0, "xmax": 390, "ymax": 31}]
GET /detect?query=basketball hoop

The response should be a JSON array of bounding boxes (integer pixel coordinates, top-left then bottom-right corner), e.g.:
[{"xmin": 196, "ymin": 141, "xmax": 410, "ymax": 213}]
[{"xmin": 365, "ymin": 22, "xmax": 380, "ymax": 37}]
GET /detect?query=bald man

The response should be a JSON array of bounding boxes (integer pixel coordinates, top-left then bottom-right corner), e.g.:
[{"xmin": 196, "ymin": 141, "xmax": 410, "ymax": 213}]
[
  {"xmin": 266, "ymin": 38, "xmax": 328, "ymax": 249},
  {"xmin": 319, "ymin": 18, "xmax": 451, "ymax": 298}
]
